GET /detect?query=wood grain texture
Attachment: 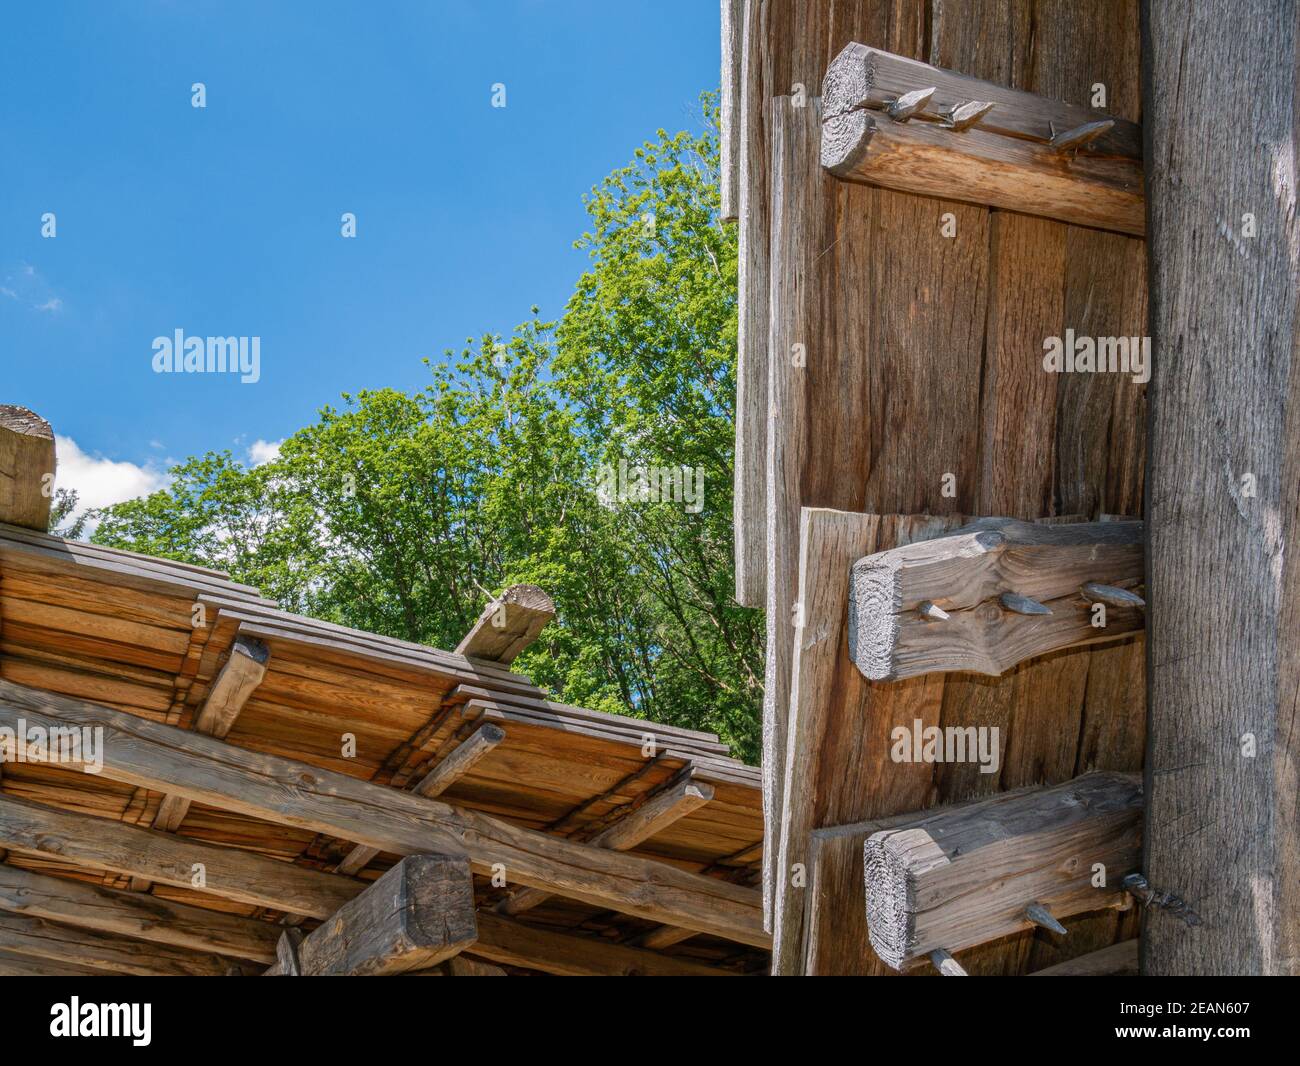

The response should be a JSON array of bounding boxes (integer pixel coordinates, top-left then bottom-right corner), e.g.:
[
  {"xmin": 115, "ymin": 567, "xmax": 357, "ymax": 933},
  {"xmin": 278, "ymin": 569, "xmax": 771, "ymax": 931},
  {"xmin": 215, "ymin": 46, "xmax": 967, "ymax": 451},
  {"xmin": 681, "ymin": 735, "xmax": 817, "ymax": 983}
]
[
  {"xmin": 863, "ymin": 772, "xmax": 1141, "ymax": 967},
  {"xmin": 1029, "ymin": 937, "xmax": 1138, "ymax": 976},
  {"xmin": 263, "ymin": 854, "xmax": 476, "ymax": 976},
  {"xmin": 720, "ymin": 0, "xmax": 743, "ymax": 220},
  {"xmin": 849, "ymin": 518, "xmax": 1144, "ymax": 678},
  {"xmin": 0, "ymin": 679, "xmax": 767, "ymax": 946},
  {"xmin": 454, "ymin": 584, "xmax": 554, "ymax": 665},
  {"xmin": 0, "ymin": 861, "xmax": 278, "ymax": 963},
  {"xmin": 1143, "ymin": 0, "xmax": 1300, "ymax": 976},
  {"xmin": 0, "ymin": 406, "xmax": 55, "ymax": 533}
]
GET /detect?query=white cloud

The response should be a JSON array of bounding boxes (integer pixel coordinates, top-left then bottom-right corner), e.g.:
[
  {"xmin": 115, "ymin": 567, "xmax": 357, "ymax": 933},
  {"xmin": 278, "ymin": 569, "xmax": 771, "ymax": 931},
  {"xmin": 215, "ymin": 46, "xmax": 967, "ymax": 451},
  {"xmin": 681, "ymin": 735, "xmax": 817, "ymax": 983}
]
[
  {"xmin": 248, "ymin": 438, "xmax": 284, "ymax": 467},
  {"xmin": 35, "ymin": 297, "xmax": 63, "ymax": 313},
  {"xmin": 54, "ymin": 435, "xmax": 170, "ymax": 533}
]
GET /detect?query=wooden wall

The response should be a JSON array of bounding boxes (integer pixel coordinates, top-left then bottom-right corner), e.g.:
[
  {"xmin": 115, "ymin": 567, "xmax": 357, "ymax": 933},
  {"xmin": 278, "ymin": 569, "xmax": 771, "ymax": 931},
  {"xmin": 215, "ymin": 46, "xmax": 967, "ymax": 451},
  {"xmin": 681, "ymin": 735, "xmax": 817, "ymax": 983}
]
[{"xmin": 731, "ymin": 0, "xmax": 1149, "ymax": 973}]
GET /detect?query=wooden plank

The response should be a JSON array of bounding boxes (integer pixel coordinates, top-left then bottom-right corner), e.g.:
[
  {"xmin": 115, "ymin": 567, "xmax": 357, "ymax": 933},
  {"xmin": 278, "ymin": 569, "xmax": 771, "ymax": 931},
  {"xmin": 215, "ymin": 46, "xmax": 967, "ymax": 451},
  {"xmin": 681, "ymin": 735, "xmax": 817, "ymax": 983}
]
[
  {"xmin": 0, "ymin": 947, "xmax": 116, "ymax": 977},
  {"xmin": 151, "ymin": 635, "xmax": 270, "ymax": 838},
  {"xmin": 820, "ymin": 44, "xmax": 1144, "ymax": 235},
  {"xmin": 454, "ymin": 584, "xmax": 554, "ymax": 665},
  {"xmin": 498, "ymin": 775, "xmax": 713, "ymax": 915},
  {"xmin": 1143, "ymin": 0, "xmax": 1300, "ymax": 977},
  {"xmin": 0, "ymin": 861, "xmax": 278, "ymax": 963},
  {"xmin": 864, "ymin": 772, "xmax": 1141, "ymax": 968},
  {"xmin": 0, "ymin": 680, "xmax": 768, "ymax": 946},
  {"xmin": 773, "ymin": 511, "xmax": 965, "ymax": 974},
  {"xmin": 336, "ymin": 722, "xmax": 506, "ymax": 876},
  {"xmin": 719, "ymin": 0, "xmax": 743, "ymax": 220},
  {"xmin": 472, "ymin": 911, "xmax": 738, "ymax": 977},
  {"xmin": 1030, "ymin": 938, "xmax": 1138, "ymax": 976},
  {"xmin": 0, "ymin": 794, "xmax": 358, "ymax": 917},
  {"xmin": 0, "ymin": 406, "xmax": 55, "ymax": 532},
  {"xmin": 0, "ymin": 910, "xmax": 232, "ymax": 976},
  {"xmin": 264, "ymin": 854, "xmax": 476, "ymax": 976},
  {"xmin": 849, "ymin": 518, "xmax": 1144, "ymax": 679}
]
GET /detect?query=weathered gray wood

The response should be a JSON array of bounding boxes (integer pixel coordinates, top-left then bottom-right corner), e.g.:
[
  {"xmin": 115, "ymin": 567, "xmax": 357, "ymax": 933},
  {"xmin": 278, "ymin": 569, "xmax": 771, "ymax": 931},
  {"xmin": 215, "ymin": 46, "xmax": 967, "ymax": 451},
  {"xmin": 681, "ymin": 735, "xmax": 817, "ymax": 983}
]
[
  {"xmin": 0, "ymin": 861, "xmax": 278, "ymax": 963},
  {"xmin": 732, "ymin": 0, "xmax": 766, "ymax": 608},
  {"xmin": 849, "ymin": 518, "xmax": 1144, "ymax": 679},
  {"xmin": 1030, "ymin": 938, "xmax": 1138, "ymax": 976},
  {"xmin": 0, "ymin": 794, "xmax": 357, "ymax": 918},
  {"xmin": 0, "ymin": 679, "xmax": 767, "ymax": 946},
  {"xmin": 0, "ymin": 910, "xmax": 232, "ymax": 976},
  {"xmin": 0, "ymin": 948, "xmax": 115, "ymax": 977},
  {"xmin": 336, "ymin": 721, "xmax": 506, "ymax": 876},
  {"xmin": 472, "ymin": 911, "xmax": 737, "ymax": 977},
  {"xmin": 264, "ymin": 854, "xmax": 476, "ymax": 976},
  {"xmin": 864, "ymin": 772, "xmax": 1142, "ymax": 969},
  {"xmin": 719, "ymin": 0, "xmax": 743, "ymax": 220},
  {"xmin": 821, "ymin": 44, "xmax": 1144, "ymax": 235},
  {"xmin": 498, "ymin": 776, "xmax": 713, "ymax": 915},
  {"xmin": 1142, "ymin": 0, "xmax": 1300, "ymax": 977},
  {"xmin": 454, "ymin": 584, "xmax": 554, "ymax": 665},
  {"xmin": 0, "ymin": 405, "xmax": 56, "ymax": 532},
  {"xmin": 150, "ymin": 635, "xmax": 270, "ymax": 837}
]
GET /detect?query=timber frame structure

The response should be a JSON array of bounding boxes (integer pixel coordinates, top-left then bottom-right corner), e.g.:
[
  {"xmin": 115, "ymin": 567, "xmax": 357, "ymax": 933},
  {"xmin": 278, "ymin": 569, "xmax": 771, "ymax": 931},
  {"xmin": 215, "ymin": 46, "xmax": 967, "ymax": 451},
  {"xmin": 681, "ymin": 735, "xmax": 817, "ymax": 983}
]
[{"xmin": 0, "ymin": 407, "xmax": 768, "ymax": 977}]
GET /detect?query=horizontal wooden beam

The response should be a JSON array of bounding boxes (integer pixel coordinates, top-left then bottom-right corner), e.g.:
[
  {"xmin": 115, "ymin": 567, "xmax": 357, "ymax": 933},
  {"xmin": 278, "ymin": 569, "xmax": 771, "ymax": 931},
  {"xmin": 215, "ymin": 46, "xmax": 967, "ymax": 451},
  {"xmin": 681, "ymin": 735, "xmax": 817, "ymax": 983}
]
[
  {"xmin": 498, "ymin": 775, "xmax": 713, "ymax": 915},
  {"xmin": 0, "ymin": 794, "xmax": 356, "ymax": 918},
  {"xmin": 849, "ymin": 518, "xmax": 1144, "ymax": 679},
  {"xmin": 821, "ymin": 44, "xmax": 1144, "ymax": 236},
  {"xmin": 0, "ymin": 910, "xmax": 233, "ymax": 976},
  {"xmin": 0, "ymin": 861, "xmax": 278, "ymax": 963},
  {"xmin": 0, "ymin": 947, "xmax": 117, "ymax": 977},
  {"xmin": 864, "ymin": 772, "xmax": 1142, "ymax": 969},
  {"xmin": 0, "ymin": 405, "xmax": 56, "ymax": 532},
  {"xmin": 265, "ymin": 854, "xmax": 476, "ymax": 976},
  {"xmin": 336, "ymin": 721, "xmax": 506, "ymax": 876},
  {"xmin": 473, "ymin": 911, "xmax": 737, "ymax": 977},
  {"xmin": 1030, "ymin": 938, "xmax": 1139, "ymax": 976},
  {"xmin": 0, "ymin": 680, "xmax": 766, "ymax": 946},
  {"xmin": 454, "ymin": 584, "xmax": 555, "ymax": 665}
]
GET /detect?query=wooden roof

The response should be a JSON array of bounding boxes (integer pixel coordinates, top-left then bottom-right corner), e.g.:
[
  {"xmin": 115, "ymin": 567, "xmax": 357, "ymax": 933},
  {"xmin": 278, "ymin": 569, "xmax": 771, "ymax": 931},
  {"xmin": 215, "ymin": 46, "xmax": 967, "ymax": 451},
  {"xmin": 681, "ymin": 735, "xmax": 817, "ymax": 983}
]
[{"xmin": 0, "ymin": 521, "xmax": 767, "ymax": 975}]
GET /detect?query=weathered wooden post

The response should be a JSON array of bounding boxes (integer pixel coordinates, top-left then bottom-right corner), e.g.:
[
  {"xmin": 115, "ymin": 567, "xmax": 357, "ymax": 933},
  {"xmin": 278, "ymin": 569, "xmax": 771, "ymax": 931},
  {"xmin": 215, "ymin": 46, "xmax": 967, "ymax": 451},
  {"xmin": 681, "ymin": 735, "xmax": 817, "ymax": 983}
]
[{"xmin": 1142, "ymin": 0, "xmax": 1300, "ymax": 975}]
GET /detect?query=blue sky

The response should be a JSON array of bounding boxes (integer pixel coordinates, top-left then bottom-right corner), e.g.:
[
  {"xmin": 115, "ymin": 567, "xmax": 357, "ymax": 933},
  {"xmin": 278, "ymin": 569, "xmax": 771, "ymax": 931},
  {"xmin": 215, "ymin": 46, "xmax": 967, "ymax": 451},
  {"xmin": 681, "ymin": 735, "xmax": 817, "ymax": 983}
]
[{"xmin": 0, "ymin": 0, "xmax": 718, "ymax": 515}]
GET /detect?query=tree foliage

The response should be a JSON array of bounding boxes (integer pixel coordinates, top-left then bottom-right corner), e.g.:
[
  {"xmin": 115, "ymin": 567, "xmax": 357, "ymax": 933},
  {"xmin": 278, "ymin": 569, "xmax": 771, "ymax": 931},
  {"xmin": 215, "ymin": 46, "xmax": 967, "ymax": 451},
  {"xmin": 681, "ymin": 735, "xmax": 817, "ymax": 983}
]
[{"xmin": 93, "ymin": 94, "xmax": 762, "ymax": 759}]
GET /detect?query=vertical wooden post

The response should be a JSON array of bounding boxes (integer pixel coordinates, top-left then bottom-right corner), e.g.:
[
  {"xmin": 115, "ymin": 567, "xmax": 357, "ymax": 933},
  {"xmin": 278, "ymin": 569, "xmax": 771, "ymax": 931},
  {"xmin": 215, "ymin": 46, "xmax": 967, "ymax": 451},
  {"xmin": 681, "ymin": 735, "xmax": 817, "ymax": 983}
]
[{"xmin": 1142, "ymin": 0, "xmax": 1300, "ymax": 975}]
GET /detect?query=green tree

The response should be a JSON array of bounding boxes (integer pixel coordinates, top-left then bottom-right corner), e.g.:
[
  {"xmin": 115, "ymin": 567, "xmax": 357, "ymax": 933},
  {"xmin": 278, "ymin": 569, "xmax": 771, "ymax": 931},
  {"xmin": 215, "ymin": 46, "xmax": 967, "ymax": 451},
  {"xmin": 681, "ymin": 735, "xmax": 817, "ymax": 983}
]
[{"xmin": 93, "ymin": 93, "xmax": 762, "ymax": 759}]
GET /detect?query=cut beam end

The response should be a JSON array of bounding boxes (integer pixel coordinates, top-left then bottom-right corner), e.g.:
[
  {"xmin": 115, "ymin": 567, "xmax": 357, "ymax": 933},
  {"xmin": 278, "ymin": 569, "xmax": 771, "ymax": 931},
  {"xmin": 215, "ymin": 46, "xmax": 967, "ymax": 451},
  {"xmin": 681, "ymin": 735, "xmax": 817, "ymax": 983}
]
[{"xmin": 0, "ymin": 405, "xmax": 56, "ymax": 532}]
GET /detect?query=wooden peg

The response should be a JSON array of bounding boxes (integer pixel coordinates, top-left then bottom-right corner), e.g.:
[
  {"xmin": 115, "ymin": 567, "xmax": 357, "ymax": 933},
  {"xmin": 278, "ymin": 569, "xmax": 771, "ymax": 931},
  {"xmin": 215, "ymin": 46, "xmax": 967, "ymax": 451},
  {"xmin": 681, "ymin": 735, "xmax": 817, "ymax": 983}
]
[
  {"xmin": 1049, "ymin": 118, "xmax": 1115, "ymax": 152},
  {"xmin": 1026, "ymin": 902, "xmax": 1068, "ymax": 935},
  {"xmin": 1000, "ymin": 592, "xmax": 1052, "ymax": 615},
  {"xmin": 943, "ymin": 100, "xmax": 994, "ymax": 131},
  {"xmin": 1081, "ymin": 582, "xmax": 1146, "ymax": 608},
  {"xmin": 887, "ymin": 86, "xmax": 935, "ymax": 122},
  {"xmin": 917, "ymin": 600, "xmax": 950, "ymax": 621},
  {"xmin": 929, "ymin": 949, "xmax": 969, "ymax": 975}
]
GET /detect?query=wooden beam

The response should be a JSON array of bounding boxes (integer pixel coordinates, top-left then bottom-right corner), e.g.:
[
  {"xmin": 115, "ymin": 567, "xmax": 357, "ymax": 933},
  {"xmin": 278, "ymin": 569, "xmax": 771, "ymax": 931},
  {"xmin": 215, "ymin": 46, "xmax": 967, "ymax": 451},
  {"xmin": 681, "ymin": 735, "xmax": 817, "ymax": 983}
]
[
  {"xmin": 849, "ymin": 518, "xmax": 1144, "ymax": 679},
  {"xmin": 0, "ymin": 948, "xmax": 116, "ymax": 977},
  {"xmin": 1143, "ymin": 0, "xmax": 1300, "ymax": 977},
  {"xmin": 0, "ymin": 794, "xmax": 356, "ymax": 918},
  {"xmin": 718, "ymin": 0, "xmax": 742, "ymax": 220},
  {"xmin": 454, "ymin": 584, "xmax": 554, "ymax": 665},
  {"xmin": 0, "ymin": 680, "xmax": 767, "ymax": 946},
  {"xmin": 863, "ymin": 773, "xmax": 1142, "ymax": 969},
  {"xmin": 820, "ymin": 44, "xmax": 1144, "ymax": 236},
  {"xmin": 335, "ymin": 721, "xmax": 506, "ymax": 876},
  {"xmin": 264, "ymin": 854, "xmax": 476, "ymax": 976},
  {"xmin": 0, "ymin": 405, "xmax": 56, "ymax": 532},
  {"xmin": 473, "ymin": 911, "xmax": 737, "ymax": 977},
  {"xmin": 0, "ymin": 861, "xmax": 279, "ymax": 963},
  {"xmin": 1030, "ymin": 939, "xmax": 1138, "ymax": 976},
  {"xmin": 0, "ymin": 910, "xmax": 233, "ymax": 976},
  {"xmin": 150, "ymin": 634, "xmax": 270, "ymax": 834},
  {"xmin": 498, "ymin": 775, "xmax": 714, "ymax": 915}
]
